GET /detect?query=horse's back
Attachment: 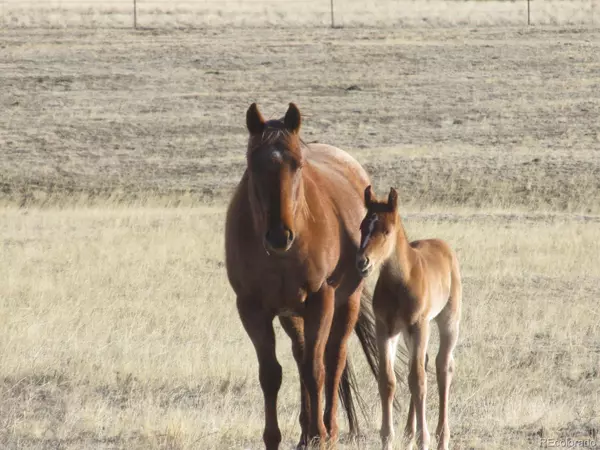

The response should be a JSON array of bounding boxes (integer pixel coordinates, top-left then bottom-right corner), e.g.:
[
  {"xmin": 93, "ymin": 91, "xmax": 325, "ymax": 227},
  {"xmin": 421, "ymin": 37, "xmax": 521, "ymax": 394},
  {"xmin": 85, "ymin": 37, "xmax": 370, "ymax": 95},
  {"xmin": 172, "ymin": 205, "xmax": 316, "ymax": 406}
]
[
  {"xmin": 411, "ymin": 238, "xmax": 461, "ymax": 318},
  {"xmin": 304, "ymin": 143, "xmax": 370, "ymax": 216},
  {"xmin": 411, "ymin": 238, "xmax": 454, "ymax": 264},
  {"xmin": 412, "ymin": 238, "xmax": 454, "ymax": 286}
]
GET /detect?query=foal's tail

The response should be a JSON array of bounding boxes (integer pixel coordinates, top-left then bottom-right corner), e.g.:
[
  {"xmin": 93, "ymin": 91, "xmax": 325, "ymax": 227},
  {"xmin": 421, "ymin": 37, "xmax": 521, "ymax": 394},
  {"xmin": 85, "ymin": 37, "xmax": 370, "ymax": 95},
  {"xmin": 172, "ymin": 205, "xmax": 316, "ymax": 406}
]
[{"xmin": 338, "ymin": 289, "xmax": 409, "ymax": 437}]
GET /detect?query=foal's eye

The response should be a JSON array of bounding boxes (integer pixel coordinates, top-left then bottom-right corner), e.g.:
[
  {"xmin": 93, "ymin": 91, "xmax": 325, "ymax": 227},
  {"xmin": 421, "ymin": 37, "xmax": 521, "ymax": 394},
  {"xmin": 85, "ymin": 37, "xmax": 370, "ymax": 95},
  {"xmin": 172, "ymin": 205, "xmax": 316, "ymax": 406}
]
[{"xmin": 289, "ymin": 158, "xmax": 301, "ymax": 171}]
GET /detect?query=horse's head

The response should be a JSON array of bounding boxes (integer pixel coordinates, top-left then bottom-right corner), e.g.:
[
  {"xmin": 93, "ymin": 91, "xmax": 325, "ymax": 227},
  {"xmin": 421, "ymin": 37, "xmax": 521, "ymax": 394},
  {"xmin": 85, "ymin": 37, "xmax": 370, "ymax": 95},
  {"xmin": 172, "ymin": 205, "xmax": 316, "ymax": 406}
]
[
  {"xmin": 246, "ymin": 102, "xmax": 305, "ymax": 255},
  {"xmin": 356, "ymin": 185, "xmax": 399, "ymax": 277}
]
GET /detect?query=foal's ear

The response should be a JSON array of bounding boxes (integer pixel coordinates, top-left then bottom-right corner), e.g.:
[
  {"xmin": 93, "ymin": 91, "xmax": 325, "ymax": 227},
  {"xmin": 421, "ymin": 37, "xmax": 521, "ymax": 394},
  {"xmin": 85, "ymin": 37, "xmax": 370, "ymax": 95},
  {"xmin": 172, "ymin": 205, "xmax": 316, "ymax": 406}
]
[
  {"xmin": 246, "ymin": 103, "xmax": 265, "ymax": 135},
  {"xmin": 284, "ymin": 103, "xmax": 302, "ymax": 134},
  {"xmin": 364, "ymin": 185, "xmax": 374, "ymax": 207},
  {"xmin": 388, "ymin": 188, "xmax": 398, "ymax": 210}
]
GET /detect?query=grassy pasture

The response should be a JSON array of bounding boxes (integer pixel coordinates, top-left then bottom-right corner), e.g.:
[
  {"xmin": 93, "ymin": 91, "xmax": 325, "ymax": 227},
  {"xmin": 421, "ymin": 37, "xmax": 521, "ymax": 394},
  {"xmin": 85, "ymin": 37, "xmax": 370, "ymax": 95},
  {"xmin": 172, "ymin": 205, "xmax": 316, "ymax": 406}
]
[
  {"xmin": 1, "ymin": 25, "xmax": 599, "ymax": 449},
  {"xmin": 0, "ymin": 0, "xmax": 597, "ymax": 28}
]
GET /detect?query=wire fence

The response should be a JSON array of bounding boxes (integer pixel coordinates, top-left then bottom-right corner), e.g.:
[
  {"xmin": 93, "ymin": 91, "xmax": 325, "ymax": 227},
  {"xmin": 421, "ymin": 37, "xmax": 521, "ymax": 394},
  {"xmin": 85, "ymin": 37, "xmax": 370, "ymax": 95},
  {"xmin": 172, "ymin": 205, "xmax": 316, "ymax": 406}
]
[{"xmin": 0, "ymin": 0, "xmax": 597, "ymax": 29}]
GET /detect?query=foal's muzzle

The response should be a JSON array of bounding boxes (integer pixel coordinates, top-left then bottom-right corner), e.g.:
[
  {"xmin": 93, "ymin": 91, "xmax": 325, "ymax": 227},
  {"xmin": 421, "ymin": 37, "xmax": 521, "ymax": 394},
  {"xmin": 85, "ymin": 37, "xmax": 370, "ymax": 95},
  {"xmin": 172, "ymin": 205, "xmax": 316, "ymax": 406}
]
[
  {"xmin": 356, "ymin": 254, "xmax": 372, "ymax": 277},
  {"xmin": 264, "ymin": 225, "xmax": 294, "ymax": 254}
]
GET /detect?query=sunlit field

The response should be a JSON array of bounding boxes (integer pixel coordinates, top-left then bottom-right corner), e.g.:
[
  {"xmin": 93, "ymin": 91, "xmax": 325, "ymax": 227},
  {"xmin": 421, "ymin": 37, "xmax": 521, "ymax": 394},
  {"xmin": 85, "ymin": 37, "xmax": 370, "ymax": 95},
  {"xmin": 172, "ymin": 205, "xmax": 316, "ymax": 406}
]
[
  {"xmin": 1, "ymin": 0, "xmax": 597, "ymax": 28},
  {"xmin": 1, "ymin": 21, "xmax": 599, "ymax": 450}
]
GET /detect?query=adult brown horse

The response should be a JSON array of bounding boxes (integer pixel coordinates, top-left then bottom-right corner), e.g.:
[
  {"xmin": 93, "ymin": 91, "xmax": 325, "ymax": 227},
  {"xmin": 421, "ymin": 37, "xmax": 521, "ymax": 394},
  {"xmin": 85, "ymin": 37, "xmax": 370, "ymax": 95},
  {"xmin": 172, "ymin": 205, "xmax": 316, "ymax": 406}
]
[{"xmin": 225, "ymin": 103, "xmax": 391, "ymax": 449}]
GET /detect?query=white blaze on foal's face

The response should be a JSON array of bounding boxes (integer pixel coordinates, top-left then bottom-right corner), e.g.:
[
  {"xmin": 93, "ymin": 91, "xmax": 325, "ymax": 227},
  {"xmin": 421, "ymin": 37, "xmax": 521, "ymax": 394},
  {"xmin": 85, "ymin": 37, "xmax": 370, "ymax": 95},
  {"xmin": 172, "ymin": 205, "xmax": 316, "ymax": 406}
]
[
  {"xmin": 358, "ymin": 208, "xmax": 398, "ymax": 273},
  {"xmin": 359, "ymin": 213, "xmax": 378, "ymax": 251},
  {"xmin": 358, "ymin": 186, "xmax": 400, "ymax": 276}
]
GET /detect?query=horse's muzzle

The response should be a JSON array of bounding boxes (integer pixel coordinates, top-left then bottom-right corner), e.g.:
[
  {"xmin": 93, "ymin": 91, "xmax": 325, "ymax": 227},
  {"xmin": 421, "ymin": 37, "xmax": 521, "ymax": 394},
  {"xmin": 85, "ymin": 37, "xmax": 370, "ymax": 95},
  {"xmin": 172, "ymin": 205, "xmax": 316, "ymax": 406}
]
[
  {"xmin": 264, "ymin": 226, "xmax": 294, "ymax": 254},
  {"xmin": 356, "ymin": 254, "xmax": 372, "ymax": 278}
]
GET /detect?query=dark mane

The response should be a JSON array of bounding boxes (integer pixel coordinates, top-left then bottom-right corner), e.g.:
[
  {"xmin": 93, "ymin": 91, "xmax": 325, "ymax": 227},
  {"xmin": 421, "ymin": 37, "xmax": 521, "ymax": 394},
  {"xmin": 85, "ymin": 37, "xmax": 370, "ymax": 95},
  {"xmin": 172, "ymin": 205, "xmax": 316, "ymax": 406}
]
[
  {"xmin": 247, "ymin": 118, "xmax": 307, "ymax": 161},
  {"xmin": 367, "ymin": 201, "xmax": 395, "ymax": 214}
]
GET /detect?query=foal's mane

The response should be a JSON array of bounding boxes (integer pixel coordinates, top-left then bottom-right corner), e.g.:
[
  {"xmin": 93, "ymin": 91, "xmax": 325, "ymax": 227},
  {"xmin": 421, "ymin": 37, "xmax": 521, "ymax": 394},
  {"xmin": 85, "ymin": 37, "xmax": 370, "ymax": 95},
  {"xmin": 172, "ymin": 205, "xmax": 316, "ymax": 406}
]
[{"xmin": 367, "ymin": 201, "xmax": 395, "ymax": 214}]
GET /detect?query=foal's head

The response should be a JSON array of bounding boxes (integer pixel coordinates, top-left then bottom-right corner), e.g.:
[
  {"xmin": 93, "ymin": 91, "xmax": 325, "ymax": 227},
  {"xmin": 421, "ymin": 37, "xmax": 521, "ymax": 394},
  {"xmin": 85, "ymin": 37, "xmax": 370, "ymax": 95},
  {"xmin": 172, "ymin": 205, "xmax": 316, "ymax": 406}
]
[
  {"xmin": 356, "ymin": 186, "xmax": 399, "ymax": 277},
  {"xmin": 245, "ymin": 102, "xmax": 305, "ymax": 255}
]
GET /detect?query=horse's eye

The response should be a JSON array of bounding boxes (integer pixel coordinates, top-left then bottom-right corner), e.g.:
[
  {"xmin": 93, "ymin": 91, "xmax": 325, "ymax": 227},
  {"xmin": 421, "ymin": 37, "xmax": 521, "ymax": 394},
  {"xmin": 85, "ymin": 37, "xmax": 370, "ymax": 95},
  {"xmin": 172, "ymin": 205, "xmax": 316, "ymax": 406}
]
[{"xmin": 289, "ymin": 158, "xmax": 302, "ymax": 171}]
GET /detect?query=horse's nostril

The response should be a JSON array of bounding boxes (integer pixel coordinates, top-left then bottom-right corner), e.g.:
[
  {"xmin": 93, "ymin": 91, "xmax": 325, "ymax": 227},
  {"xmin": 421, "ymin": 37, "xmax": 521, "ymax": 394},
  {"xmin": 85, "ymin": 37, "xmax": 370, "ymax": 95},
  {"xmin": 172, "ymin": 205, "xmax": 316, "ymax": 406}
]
[
  {"xmin": 285, "ymin": 229, "xmax": 294, "ymax": 244},
  {"xmin": 265, "ymin": 226, "xmax": 294, "ymax": 251},
  {"xmin": 357, "ymin": 256, "xmax": 369, "ymax": 270}
]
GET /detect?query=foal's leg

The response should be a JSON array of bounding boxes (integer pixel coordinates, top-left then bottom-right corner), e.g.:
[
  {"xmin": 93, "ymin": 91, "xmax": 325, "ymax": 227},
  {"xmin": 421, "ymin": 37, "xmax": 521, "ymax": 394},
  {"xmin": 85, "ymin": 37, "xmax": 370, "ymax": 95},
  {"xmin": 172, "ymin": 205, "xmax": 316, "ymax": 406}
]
[
  {"xmin": 303, "ymin": 285, "xmax": 336, "ymax": 446},
  {"xmin": 402, "ymin": 331, "xmax": 416, "ymax": 447},
  {"xmin": 434, "ymin": 313, "xmax": 459, "ymax": 450},
  {"xmin": 408, "ymin": 321, "xmax": 431, "ymax": 450},
  {"xmin": 279, "ymin": 316, "xmax": 310, "ymax": 449},
  {"xmin": 237, "ymin": 297, "xmax": 282, "ymax": 450},
  {"xmin": 376, "ymin": 322, "xmax": 399, "ymax": 450},
  {"xmin": 324, "ymin": 290, "xmax": 360, "ymax": 444},
  {"xmin": 435, "ymin": 261, "xmax": 462, "ymax": 450}
]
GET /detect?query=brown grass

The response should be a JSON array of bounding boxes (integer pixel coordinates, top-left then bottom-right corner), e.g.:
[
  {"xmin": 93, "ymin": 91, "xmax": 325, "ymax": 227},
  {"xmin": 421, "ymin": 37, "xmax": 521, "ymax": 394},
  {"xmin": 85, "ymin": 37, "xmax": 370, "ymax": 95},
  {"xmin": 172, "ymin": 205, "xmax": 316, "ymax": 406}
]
[
  {"xmin": 2, "ymin": 27, "xmax": 599, "ymax": 212},
  {"xmin": 1, "ymin": 208, "xmax": 599, "ymax": 449},
  {"xmin": 1, "ymin": 25, "xmax": 599, "ymax": 450},
  {"xmin": 1, "ymin": 0, "xmax": 597, "ymax": 28}
]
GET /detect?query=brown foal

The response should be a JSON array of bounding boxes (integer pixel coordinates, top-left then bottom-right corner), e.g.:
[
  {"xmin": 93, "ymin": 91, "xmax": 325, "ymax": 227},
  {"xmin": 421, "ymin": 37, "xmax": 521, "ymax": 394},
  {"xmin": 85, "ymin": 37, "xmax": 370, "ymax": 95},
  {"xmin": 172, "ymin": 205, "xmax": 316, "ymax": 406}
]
[
  {"xmin": 356, "ymin": 186, "xmax": 462, "ymax": 450},
  {"xmin": 225, "ymin": 103, "xmax": 384, "ymax": 449}
]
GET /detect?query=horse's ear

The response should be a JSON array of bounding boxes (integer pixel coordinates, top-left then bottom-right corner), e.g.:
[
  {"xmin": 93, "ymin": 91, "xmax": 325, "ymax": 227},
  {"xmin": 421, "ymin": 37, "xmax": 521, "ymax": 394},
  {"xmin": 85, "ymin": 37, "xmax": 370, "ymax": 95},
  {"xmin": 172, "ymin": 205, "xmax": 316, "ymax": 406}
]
[
  {"xmin": 388, "ymin": 188, "xmax": 398, "ymax": 211},
  {"xmin": 246, "ymin": 103, "xmax": 265, "ymax": 135},
  {"xmin": 364, "ymin": 185, "xmax": 374, "ymax": 207},
  {"xmin": 284, "ymin": 103, "xmax": 301, "ymax": 134}
]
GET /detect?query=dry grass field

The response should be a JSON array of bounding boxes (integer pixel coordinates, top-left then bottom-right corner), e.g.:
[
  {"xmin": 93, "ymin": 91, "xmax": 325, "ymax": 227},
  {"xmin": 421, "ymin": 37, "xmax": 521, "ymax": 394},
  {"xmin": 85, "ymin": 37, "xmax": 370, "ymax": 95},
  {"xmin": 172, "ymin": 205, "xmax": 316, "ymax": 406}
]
[
  {"xmin": 1, "ymin": 19, "xmax": 600, "ymax": 450},
  {"xmin": 1, "ymin": 0, "xmax": 597, "ymax": 28}
]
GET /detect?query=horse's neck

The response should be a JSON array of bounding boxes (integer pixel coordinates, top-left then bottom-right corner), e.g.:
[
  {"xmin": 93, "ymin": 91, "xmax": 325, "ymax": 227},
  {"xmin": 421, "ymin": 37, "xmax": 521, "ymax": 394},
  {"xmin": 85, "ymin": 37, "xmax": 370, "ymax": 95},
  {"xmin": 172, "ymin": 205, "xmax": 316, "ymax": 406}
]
[
  {"xmin": 292, "ymin": 177, "xmax": 312, "ymax": 233},
  {"xmin": 294, "ymin": 169, "xmax": 328, "ymax": 235},
  {"xmin": 383, "ymin": 219, "xmax": 414, "ymax": 285}
]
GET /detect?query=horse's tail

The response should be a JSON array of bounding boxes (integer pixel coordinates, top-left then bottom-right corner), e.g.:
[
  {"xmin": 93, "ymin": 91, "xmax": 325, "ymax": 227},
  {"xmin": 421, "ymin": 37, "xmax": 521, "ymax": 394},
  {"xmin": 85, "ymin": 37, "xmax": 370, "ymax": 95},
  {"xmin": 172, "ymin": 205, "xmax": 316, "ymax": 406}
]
[
  {"xmin": 354, "ymin": 290, "xmax": 409, "ymax": 411},
  {"xmin": 338, "ymin": 355, "xmax": 364, "ymax": 437}
]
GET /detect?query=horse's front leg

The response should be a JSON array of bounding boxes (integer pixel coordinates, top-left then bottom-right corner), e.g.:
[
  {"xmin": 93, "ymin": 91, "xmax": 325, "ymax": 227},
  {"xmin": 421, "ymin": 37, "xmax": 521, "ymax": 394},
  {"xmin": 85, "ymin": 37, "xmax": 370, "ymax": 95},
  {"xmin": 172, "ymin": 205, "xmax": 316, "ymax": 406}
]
[
  {"xmin": 302, "ymin": 285, "xmax": 335, "ymax": 447},
  {"xmin": 237, "ymin": 296, "xmax": 282, "ymax": 450},
  {"xmin": 324, "ymin": 290, "xmax": 360, "ymax": 444},
  {"xmin": 279, "ymin": 316, "xmax": 310, "ymax": 449}
]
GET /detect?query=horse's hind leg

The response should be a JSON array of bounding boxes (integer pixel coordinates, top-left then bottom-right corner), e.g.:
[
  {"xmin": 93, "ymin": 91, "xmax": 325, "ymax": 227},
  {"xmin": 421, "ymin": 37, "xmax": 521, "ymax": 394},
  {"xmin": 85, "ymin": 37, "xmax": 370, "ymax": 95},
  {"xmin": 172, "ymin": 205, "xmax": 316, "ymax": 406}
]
[
  {"xmin": 407, "ymin": 321, "xmax": 431, "ymax": 450},
  {"xmin": 279, "ymin": 316, "xmax": 310, "ymax": 449},
  {"xmin": 434, "ymin": 309, "xmax": 460, "ymax": 450},
  {"xmin": 324, "ymin": 290, "xmax": 360, "ymax": 444},
  {"xmin": 377, "ymin": 323, "xmax": 399, "ymax": 450},
  {"xmin": 237, "ymin": 297, "xmax": 282, "ymax": 450},
  {"xmin": 401, "ymin": 331, "xmax": 416, "ymax": 448},
  {"xmin": 435, "ymin": 261, "xmax": 462, "ymax": 450}
]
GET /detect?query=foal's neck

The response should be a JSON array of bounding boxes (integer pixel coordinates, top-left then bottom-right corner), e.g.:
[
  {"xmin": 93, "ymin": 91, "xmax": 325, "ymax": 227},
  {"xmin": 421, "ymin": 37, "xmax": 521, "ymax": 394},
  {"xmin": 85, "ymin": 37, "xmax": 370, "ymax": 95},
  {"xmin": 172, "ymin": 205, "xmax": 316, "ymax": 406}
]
[{"xmin": 382, "ymin": 215, "xmax": 414, "ymax": 284}]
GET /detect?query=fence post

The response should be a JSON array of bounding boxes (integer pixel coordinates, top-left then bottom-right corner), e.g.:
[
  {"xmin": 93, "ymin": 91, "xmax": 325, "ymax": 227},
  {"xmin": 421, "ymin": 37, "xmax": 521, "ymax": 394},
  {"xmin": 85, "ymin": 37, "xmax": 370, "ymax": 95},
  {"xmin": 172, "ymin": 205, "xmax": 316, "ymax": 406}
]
[
  {"xmin": 527, "ymin": 0, "xmax": 531, "ymax": 25},
  {"xmin": 330, "ymin": 0, "xmax": 335, "ymax": 28},
  {"xmin": 133, "ymin": 0, "xmax": 137, "ymax": 29}
]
